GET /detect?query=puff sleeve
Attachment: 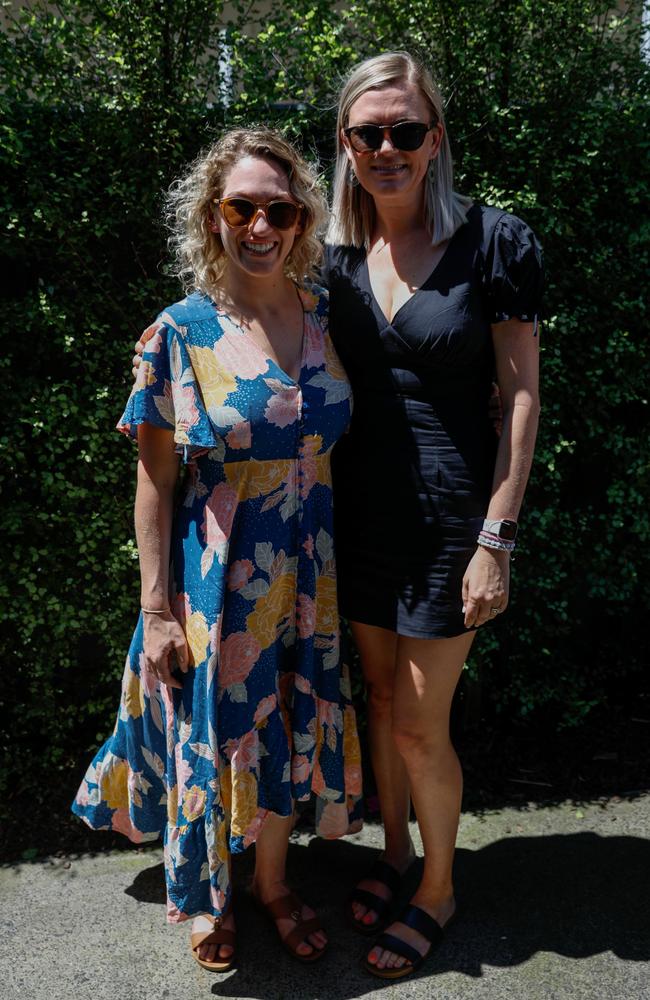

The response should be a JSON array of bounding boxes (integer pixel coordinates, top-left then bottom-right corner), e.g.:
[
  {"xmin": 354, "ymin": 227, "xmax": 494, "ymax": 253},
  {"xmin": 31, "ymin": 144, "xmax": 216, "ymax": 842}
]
[
  {"xmin": 483, "ymin": 213, "xmax": 544, "ymax": 327},
  {"xmin": 117, "ymin": 316, "xmax": 218, "ymax": 463}
]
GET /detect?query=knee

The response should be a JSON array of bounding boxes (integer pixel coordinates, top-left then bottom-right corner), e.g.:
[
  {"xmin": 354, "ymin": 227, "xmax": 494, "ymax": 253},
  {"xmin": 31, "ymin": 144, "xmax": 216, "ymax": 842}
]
[
  {"xmin": 366, "ymin": 680, "xmax": 395, "ymax": 718},
  {"xmin": 391, "ymin": 720, "xmax": 448, "ymax": 762}
]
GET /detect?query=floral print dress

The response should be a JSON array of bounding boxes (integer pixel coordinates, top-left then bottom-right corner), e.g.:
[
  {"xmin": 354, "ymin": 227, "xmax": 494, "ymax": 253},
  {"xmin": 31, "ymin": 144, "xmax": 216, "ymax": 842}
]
[{"xmin": 72, "ymin": 285, "xmax": 362, "ymax": 922}]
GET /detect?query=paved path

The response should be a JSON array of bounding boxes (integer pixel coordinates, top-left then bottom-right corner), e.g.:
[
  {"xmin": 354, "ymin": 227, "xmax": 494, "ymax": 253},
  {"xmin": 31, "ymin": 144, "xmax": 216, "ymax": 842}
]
[{"xmin": 1, "ymin": 796, "xmax": 649, "ymax": 1000}]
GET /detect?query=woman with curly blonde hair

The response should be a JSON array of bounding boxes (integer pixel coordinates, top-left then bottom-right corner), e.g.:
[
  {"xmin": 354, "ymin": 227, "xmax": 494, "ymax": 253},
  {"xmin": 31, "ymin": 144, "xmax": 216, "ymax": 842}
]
[{"xmin": 73, "ymin": 128, "xmax": 362, "ymax": 971}]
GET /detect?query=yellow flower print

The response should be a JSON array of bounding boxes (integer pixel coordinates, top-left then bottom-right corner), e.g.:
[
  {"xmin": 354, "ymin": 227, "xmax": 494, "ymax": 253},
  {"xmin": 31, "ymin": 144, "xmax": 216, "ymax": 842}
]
[
  {"xmin": 246, "ymin": 573, "xmax": 296, "ymax": 648},
  {"xmin": 100, "ymin": 754, "xmax": 129, "ymax": 811},
  {"xmin": 230, "ymin": 769, "xmax": 259, "ymax": 838},
  {"xmin": 343, "ymin": 707, "xmax": 362, "ymax": 766},
  {"xmin": 181, "ymin": 783, "xmax": 206, "ymax": 822},
  {"xmin": 185, "ymin": 609, "xmax": 210, "ymax": 667},
  {"xmin": 133, "ymin": 359, "xmax": 157, "ymax": 393},
  {"xmin": 123, "ymin": 662, "xmax": 144, "ymax": 719},
  {"xmin": 187, "ymin": 345, "xmax": 237, "ymax": 410},
  {"xmin": 315, "ymin": 574, "xmax": 338, "ymax": 636},
  {"xmin": 225, "ymin": 458, "xmax": 291, "ymax": 499},
  {"xmin": 220, "ymin": 765, "xmax": 233, "ymax": 816},
  {"xmin": 325, "ymin": 335, "xmax": 348, "ymax": 382},
  {"xmin": 167, "ymin": 783, "xmax": 178, "ymax": 824}
]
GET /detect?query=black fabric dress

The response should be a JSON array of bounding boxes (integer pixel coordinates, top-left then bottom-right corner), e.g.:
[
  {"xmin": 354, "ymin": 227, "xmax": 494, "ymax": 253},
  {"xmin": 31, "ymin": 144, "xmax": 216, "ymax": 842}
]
[{"xmin": 323, "ymin": 203, "xmax": 543, "ymax": 638}]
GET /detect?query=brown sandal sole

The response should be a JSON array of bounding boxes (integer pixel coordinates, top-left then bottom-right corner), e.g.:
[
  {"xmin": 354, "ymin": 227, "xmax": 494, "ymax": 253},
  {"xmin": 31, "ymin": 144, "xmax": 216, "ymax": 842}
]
[{"xmin": 190, "ymin": 915, "xmax": 237, "ymax": 972}]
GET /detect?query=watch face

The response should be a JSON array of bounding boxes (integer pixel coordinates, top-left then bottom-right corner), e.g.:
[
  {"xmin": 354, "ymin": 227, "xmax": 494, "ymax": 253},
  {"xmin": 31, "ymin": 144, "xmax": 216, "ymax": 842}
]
[{"xmin": 499, "ymin": 520, "xmax": 518, "ymax": 541}]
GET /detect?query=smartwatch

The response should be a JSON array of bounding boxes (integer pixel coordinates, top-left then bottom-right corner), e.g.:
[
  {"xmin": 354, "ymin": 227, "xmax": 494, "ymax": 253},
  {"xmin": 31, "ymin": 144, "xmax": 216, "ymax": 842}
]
[{"xmin": 482, "ymin": 518, "xmax": 518, "ymax": 542}]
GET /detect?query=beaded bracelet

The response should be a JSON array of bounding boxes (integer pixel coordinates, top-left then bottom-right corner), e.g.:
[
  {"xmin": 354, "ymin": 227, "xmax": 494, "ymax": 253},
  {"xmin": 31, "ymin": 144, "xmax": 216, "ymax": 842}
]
[{"xmin": 477, "ymin": 531, "xmax": 516, "ymax": 553}]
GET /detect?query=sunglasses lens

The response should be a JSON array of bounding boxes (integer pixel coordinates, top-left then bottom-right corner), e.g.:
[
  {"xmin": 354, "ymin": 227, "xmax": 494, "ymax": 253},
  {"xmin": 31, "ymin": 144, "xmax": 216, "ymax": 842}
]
[
  {"xmin": 348, "ymin": 125, "xmax": 382, "ymax": 152},
  {"xmin": 391, "ymin": 123, "xmax": 428, "ymax": 150},
  {"xmin": 267, "ymin": 202, "xmax": 300, "ymax": 229},
  {"xmin": 221, "ymin": 198, "xmax": 255, "ymax": 227}
]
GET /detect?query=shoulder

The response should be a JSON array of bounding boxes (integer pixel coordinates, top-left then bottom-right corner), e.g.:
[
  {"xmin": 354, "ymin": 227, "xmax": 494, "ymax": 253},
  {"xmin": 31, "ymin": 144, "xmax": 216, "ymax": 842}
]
[
  {"xmin": 158, "ymin": 290, "xmax": 216, "ymax": 332},
  {"xmin": 322, "ymin": 243, "xmax": 366, "ymax": 278},
  {"xmin": 472, "ymin": 204, "xmax": 541, "ymax": 252}
]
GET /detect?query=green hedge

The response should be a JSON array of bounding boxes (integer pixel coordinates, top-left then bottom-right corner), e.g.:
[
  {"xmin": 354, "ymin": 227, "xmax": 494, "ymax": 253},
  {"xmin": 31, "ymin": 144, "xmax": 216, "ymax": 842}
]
[{"xmin": 1, "ymin": 0, "xmax": 649, "ymax": 833}]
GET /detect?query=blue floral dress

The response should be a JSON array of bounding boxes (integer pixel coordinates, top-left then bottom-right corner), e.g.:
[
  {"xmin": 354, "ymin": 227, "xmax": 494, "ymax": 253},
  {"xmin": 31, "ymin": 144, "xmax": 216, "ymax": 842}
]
[{"xmin": 72, "ymin": 285, "xmax": 362, "ymax": 922}]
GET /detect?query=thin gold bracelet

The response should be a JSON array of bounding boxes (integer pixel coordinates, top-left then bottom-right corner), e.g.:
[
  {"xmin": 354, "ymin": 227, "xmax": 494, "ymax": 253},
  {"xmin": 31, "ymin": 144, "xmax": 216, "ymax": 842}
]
[{"xmin": 141, "ymin": 607, "xmax": 171, "ymax": 615}]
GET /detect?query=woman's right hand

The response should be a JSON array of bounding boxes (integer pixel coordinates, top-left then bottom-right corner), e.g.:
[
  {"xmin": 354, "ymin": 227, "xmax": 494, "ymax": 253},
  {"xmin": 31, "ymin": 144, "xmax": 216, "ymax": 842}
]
[
  {"xmin": 131, "ymin": 325, "xmax": 156, "ymax": 378},
  {"xmin": 142, "ymin": 610, "xmax": 189, "ymax": 690}
]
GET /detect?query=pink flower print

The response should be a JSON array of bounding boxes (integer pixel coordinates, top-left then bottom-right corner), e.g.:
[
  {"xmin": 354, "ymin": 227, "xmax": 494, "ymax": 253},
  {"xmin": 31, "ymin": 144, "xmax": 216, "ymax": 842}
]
[
  {"xmin": 202, "ymin": 483, "xmax": 238, "ymax": 553},
  {"xmin": 299, "ymin": 436, "xmax": 320, "ymax": 500},
  {"xmin": 317, "ymin": 800, "xmax": 347, "ymax": 839},
  {"xmin": 265, "ymin": 385, "xmax": 300, "ymax": 428},
  {"xmin": 135, "ymin": 358, "xmax": 157, "ymax": 389},
  {"xmin": 291, "ymin": 754, "xmax": 311, "ymax": 785},
  {"xmin": 111, "ymin": 808, "xmax": 145, "ymax": 842},
  {"xmin": 142, "ymin": 320, "xmax": 165, "ymax": 352},
  {"xmin": 175, "ymin": 748, "xmax": 194, "ymax": 801},
  {"xmin": 171, "ymin": 382, "xmax": 199, "ymax": 432},
  {"xmin": 317, "ymin": 698, "xmax": 343, "ymax": 730},
  {"xmin": 226, "ymin": 420, "xmax": 251, "ymax": 450},
  {"xmin": 219, "ymin": 632, "xmax": 262, "ymax": 687},
  {"xmin": 294, "ymin": 673, "xmax": 312, "ymax": 696},
  {"xmin": 213, "ymin": 323, "xmax": 268, "ymax": 379},
  {"xmin": 139, "ymin": 652, "xmax": 159, "ymax": 698},
  {"xmin": 311, "ymin": 761, "xmax": 326, "ymax": 796},
  {"xmin": 253, "ymin": 693, "xmax": 277, "ymax": 725},
  {"xmin": 302, "ymin": 534, "xmax": 314, "ymax": 558},
  {"xmin": 302, "ymin": 312, "xmax": 324, "ymax": 369},
  {"xmin": 223, "ymin": 729, "xmax": 259, "ymax": 773},
  {"xmin": 227, "ymin": 558, "xmax": 254, "ymax": 591},
  {"xmin": 242, "ymin": 809, "xmax": 267, "ymax": 849},
  {"xmin": 297, "ymin": 593, "xmax": 316, "ymax": 640}
]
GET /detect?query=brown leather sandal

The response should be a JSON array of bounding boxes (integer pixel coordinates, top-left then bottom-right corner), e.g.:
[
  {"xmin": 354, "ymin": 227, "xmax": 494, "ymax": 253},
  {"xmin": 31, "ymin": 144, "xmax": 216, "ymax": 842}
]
[
  {"xmin": 256, "ymin": 890, "xmax": 328, "ymax": 963},
  {"xmin": 190, "ymin": 914, "xmax": 237, "ymax": 972}
]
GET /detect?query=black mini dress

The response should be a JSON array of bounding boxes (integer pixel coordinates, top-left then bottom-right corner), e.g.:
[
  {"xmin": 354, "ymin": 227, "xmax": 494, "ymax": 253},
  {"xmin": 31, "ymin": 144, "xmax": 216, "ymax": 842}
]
[{"xmin": 323, "ymin": 203, "xmax": 543, "ymax": 639}]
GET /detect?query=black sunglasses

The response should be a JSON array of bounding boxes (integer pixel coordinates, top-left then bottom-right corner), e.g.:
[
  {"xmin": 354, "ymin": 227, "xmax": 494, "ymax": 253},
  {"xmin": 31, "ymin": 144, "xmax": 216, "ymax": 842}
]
[
  {"xmin": 214, "ymin": 197, "xmax": 302, "ymax": 230},
  {"xmin": 343, "ymin": 120, "xmax": 437, "ymax": 153}
]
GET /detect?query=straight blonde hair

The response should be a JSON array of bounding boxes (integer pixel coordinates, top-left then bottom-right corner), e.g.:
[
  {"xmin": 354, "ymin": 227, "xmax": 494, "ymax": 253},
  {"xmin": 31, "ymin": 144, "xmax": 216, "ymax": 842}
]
[{"xmin": 327, "ymin": 51, "xmax": 472, "ymax": 249}]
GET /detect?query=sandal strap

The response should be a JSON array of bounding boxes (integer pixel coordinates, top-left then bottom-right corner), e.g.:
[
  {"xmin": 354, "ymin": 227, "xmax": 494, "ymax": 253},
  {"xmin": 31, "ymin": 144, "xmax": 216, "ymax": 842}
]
[
  {"xmin": 374, "ymin": 931, "xmax": 423, "ymax": 967},
  {"xmin": 284, "ymin": 915, "xmax": 324, "ymax": 953},
  {"xmin": 398, "ymin": 903, "xmax": 443, "ymax": 943},
  {"xmin": 190, "ymin": 926, "xmax": 236, "ymax": 952},
  {"xmin": 262, "ymin": 891, "xmax": 305, "ymax": 922},
  {"xmin": 367, "ymin": 859, "xmax": 402, "ymax": 896},
  {"xmin": 349, "ymin": 887, "xmax": 392, "ymax": 917}
]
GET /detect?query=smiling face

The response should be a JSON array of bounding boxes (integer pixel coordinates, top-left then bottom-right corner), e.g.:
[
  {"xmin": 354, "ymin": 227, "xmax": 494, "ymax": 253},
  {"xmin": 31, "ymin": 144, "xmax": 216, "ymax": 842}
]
[
  {"xmin": 342, "ymin": 80, "xmax": 442, "ymax": 210},
  {"xmin": 215, "ymin": 154, "xmax": 302, "ymax": 282}
]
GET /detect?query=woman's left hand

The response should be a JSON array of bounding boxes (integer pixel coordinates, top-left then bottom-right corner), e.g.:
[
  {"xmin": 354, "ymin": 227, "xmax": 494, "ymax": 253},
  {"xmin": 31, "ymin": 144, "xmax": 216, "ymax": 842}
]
[{"xmin": 462, "ymin": 546, "xmax": 510, "ymax": 629}]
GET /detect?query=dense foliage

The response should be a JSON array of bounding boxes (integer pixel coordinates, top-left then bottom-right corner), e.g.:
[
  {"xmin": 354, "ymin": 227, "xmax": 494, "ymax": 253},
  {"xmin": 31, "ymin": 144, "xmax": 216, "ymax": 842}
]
[{"xmin": 1, "ymin": 0, "xmax": 649, "ymax": 840}]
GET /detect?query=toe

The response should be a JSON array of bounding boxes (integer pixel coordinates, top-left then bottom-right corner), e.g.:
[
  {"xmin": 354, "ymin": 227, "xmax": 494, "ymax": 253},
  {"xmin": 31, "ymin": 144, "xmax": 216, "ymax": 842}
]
[
  {"xmin": 367, "ymin": 946, "xmax": 381, "ymax": 966},
  {"xmin": 362, "ymin": 908, "xmax": 378, "ymax": 926}
]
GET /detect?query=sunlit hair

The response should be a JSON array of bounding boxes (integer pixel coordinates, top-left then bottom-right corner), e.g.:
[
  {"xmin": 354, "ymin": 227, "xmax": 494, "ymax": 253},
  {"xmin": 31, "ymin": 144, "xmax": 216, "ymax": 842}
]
[
  {"xmin": 166, "ymin": 127, "xmax": 327, "ymax": 294},
  {"xmin": 327, "ymin": 51, "xmax": 472, "ymax": 248}
]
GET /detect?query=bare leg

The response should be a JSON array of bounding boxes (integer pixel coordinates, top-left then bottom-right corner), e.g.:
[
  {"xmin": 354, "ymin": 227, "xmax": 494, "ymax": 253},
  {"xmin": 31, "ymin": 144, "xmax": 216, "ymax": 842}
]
[
  {"xmin": 350, "ymin": 622, "xmax": 415, "ymax": 927},
  {"xmin": 367, "ymin": 630, "xmax": 475, "ymax": 971},
  {"xmin": 252, "ymin": 811, "xmax": 327, "ymax": 957}
]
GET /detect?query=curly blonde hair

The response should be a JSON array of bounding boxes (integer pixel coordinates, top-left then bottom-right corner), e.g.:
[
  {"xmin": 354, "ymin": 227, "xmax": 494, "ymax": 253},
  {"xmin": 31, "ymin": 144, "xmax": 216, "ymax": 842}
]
[{"xmin": 166, "ymin": 127, "xmax": 328, "ymax": 294}]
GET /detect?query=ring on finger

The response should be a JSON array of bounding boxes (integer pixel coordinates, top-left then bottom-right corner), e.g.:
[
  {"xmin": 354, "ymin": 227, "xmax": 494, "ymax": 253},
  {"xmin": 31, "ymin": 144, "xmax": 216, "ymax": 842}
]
[{"xmin": 490, "ymin": 607, "xmax": 502, "ymax": 616}]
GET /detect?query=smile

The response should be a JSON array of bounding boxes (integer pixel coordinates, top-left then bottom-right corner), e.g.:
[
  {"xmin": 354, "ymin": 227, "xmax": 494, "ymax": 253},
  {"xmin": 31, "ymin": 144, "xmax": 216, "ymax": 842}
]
[
  {"xmin": 242, "ymin": 241, "xmax": 276, "ymax": 255},
  {"xmin": 370, "ymin": 164, "xmax": 408, "ymax": 174}
]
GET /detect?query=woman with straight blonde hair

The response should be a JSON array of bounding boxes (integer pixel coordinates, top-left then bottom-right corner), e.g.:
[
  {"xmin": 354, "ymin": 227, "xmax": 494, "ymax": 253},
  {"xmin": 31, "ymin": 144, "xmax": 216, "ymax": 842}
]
[
  {"xmin": 325, "ymin": 50, "xmax": 543, "ymax": 978},
  {"xmin": 73, "ymin": 127, "xmax": 362, "ymax": 972}
]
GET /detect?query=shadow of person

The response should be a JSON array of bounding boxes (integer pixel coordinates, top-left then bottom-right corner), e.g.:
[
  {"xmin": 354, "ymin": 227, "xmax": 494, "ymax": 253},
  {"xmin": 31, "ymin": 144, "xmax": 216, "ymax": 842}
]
[{"xmin": 125, "ymin": 830, "xmax": 650, "ymax": 997}]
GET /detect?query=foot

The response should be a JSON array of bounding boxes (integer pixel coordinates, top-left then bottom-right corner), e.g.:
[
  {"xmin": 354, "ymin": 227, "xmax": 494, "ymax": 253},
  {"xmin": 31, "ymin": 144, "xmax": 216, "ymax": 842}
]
[
  {"xmin": 192, "ymin": 911, "xmax": 236, "ymax": 964},
  {"xmin": 366, "ymin": 892, "xmax": 455, "ymax": 972},
  {"xmin": 351, "ymin": 845, "xmax": 416, "ymax": 929},
  {"xmin": 253, "ymin": 879, "xmax": 327, "ymax": 958}
]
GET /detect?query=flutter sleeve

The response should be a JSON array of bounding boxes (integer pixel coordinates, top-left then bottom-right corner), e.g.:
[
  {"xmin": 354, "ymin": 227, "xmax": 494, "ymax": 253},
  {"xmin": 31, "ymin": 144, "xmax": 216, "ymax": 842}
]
[
  {"xmin": 117, "ymin": 315, "xmax": 218, "ymax": 463},
  {"xmin": 483, "ymin": 213, "xmax": 544, "ymax": 327}
]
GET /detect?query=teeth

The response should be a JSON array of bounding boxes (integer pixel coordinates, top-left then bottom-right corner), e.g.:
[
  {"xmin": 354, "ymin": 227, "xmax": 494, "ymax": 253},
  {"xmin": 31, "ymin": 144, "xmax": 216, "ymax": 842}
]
[{"xmin": 243, "ymin": 242, "xmax": 274, "ymax": 254}]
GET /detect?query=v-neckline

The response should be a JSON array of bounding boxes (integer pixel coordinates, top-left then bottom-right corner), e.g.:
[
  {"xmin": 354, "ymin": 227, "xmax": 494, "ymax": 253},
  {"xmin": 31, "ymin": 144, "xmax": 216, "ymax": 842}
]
[
  {"xmin": 363, "ymin": 227, "xmax": 459, "ymax": 328},
  {"xmin": 211, "ymin": 284, "xmax": 307, "ymax": 386}
]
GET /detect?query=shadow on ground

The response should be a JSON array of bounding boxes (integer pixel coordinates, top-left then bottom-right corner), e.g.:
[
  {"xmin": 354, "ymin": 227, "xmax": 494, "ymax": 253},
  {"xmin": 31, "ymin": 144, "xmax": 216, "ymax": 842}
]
[{"xmin": 125, "ymin": 831, "xmax": 650, "ymax": 997}]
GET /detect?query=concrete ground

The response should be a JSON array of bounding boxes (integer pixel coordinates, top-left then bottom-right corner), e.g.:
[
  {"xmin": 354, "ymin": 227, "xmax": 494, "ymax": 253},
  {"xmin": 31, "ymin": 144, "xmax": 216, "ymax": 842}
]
[{"xmin": 1, "ymin": 795, "xmax": 649, "ymax": 1000}]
